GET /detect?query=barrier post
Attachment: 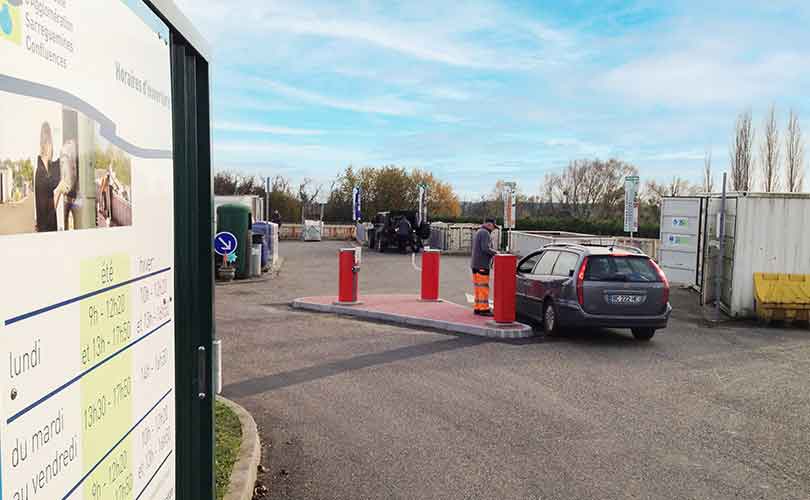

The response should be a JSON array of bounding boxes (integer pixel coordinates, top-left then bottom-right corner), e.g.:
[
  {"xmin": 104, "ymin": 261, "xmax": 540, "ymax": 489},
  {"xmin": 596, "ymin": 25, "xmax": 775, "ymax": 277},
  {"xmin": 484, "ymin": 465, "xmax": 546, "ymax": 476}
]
[
  {"xmin": 493, "ymin": 254, "xmax": 517, "ymax": 323},
  {"xmin": 420, "ymin": 249, "xmax": 441, "ymax": 301},
  {"xmin": 337, "ymin": 248, "xmax": 360, "ymax": 304}
]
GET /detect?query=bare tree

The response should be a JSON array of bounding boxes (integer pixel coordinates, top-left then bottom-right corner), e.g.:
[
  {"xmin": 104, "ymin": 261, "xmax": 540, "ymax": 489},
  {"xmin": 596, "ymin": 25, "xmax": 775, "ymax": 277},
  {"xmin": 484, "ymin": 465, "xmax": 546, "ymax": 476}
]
[
  {"xmin": 730, "ymin": 110, "xmax": 755, "ymax": 191},
  {"xmin": 541, "ymin": 173, "xmax": 556, "ymax": 209},
  {"xmin": 644, "ymin": 177, "xmax": 696, "ymax": 205},
  {"xmin": 213, "ymin": 171, "xmax": 238, "ymax": 195},
  {"xmin": 703, "ymin": 149, "xmax": 714, "ymax": 193},
  {"xmin": 298, "ymin": 178, "xmax": 323, "ymax": 222},
  {"xmin": 543, "ymin": 158, "xmax": 637, "ymax": 220},
  {"xmin": 759, "ymin": 105, "xmax": 781, "ymax": 192},
  {"xmin": 785, "ymin": 110, "xmax": 805, "ymax": 193}
]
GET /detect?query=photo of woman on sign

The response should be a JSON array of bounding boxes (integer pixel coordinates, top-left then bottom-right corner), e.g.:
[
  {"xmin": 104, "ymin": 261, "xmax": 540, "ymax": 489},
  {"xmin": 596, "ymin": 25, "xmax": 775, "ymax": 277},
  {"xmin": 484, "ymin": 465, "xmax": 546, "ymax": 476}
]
[
  {"xmin": 0, "ymin": 93, "xmax": 135, "ymax": 236},
  {"xmin": 34, "ymin": 122, "xmax": 60, "ymax": 232}
]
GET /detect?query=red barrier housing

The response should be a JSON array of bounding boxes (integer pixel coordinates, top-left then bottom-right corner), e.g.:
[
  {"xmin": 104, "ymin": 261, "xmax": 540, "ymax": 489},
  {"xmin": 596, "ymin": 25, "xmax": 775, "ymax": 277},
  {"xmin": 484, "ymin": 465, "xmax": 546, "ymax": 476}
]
[
  {"xmin": 338, "ymin": 248, "xmax": 359, "ymax": 303},
  {"xmin": 421, "ymin": 249, "xmax": 441, "ymax": 301},
  {"xmin": 493, "ymin": 254, "xmax": 517, "ymax": 323}
]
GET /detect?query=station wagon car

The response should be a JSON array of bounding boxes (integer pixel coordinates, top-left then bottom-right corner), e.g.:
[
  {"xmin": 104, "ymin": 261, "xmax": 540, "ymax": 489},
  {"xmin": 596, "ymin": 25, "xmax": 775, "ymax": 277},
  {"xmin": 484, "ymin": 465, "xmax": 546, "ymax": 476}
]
[{"xmin": 515, "ymin": 243, "xmax": 672, "ymax": 340}]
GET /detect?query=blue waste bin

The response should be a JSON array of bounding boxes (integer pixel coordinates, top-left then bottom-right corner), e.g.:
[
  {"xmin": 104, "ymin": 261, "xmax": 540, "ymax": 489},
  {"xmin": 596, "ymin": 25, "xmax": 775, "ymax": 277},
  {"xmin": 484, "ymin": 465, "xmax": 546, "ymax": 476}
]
[{"xmin": 252, "ymin": 222, "xmax": 271, "ymax": 269}]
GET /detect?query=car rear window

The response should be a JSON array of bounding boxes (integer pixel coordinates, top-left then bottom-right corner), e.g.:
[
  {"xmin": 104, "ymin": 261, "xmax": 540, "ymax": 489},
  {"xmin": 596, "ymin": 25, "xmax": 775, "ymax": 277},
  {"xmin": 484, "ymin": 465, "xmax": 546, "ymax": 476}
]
[
  {"xmin": 552, "ymin": 252, "xmax": 579, "ymax": 277},
  {"xmin": 584, "ymin": 255, "xmax": 661, "ymax": 283},
  {"xmin": 533, "ymin": 251, "xmax": 558, "ymax": 275}
]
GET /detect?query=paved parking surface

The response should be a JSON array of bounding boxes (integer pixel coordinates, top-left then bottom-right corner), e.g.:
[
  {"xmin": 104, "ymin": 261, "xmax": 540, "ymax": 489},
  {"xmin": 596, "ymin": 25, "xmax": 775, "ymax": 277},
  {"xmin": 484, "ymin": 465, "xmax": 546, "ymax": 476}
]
[{"xmin": 217, "ymin": 240, "xmax": 810, "ymax": 500}]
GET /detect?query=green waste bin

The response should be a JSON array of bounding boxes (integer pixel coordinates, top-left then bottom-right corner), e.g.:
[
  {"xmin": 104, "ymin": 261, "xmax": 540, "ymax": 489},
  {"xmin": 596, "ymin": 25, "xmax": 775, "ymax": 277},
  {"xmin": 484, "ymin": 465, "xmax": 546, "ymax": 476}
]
[{"xmin": 217, "ymin": 204, "xmax": 252, "ymax": 279}]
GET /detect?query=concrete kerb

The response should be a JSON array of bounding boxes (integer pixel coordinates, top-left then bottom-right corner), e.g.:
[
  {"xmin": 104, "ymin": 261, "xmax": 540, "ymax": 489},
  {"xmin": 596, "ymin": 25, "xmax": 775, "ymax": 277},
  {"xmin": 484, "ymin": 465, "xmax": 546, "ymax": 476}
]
[
  {"xmin": 291, "ymin": 299, "xmax": 534, "ymax": 340},
  {"xmin": 218, "ymin": 396, "xmax": 261, "ymax": 500}
]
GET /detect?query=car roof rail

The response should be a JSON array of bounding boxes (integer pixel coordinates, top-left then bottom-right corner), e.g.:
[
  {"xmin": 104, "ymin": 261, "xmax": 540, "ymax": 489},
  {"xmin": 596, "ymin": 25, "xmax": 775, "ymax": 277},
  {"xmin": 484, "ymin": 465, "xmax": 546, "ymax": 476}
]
[
  {"xmin": 541, "ymin": 242, "xmax": 589, "ymax": 251},
  {"xmin": 541, "ymin": 241, "xmax": 646, "ymax": 256},
  {"xmin": 610, "ymin": 244, "xmax": 645, "ymax": 255}
]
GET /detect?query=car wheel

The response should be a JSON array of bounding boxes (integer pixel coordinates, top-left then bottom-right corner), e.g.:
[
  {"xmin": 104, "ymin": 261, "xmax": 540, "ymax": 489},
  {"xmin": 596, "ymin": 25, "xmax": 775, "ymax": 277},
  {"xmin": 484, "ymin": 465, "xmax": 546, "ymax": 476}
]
[
  {"xmin": 542, "ymin": 300, "xmax": 558, "ymax": 336},
  {"xmin": 631, "ymin": 328, "xmax": 655, "ymax": 341}
]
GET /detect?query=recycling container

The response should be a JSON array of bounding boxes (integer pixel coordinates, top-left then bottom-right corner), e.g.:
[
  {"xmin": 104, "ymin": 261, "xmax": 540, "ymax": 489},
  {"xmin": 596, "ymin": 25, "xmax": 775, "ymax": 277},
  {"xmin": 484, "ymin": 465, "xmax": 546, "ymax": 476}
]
[
  {"xmin": 217, "ymin": 204, "xmax": 251, "ymax": 279},
  {"xmin": 250, "ymin": 244, "xmax": 262, "ymax": 277},
  {"xmin": 251, "ymin": 230, "xmax": 268, "ymax": 270}
]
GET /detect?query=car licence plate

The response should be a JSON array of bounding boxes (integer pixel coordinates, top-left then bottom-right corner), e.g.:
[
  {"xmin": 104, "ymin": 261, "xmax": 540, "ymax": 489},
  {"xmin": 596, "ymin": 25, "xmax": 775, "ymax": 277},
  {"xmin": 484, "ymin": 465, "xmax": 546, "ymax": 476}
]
[{"xmin": 607, "ymin": 294, "xmax": 646, "ymax": 305}]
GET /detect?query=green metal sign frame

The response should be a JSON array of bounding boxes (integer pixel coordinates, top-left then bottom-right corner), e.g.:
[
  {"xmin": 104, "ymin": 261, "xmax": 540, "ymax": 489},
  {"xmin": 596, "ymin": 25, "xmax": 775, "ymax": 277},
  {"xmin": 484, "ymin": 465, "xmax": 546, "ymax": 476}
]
[
  {"xmin": 170, "ymin": 36, "xmax": 215, "ymax": 500},
  {"xmin": 145, "ymin": 1, "xmax": 216, "ymax": 498}
]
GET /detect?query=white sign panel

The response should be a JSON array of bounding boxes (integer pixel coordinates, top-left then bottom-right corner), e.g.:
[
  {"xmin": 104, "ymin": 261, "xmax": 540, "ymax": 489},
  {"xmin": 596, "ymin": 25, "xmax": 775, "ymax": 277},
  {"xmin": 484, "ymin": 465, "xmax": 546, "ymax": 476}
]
[
  {"xmin": 503, "ymin": 187, "xmax": 516, "ymax": 230},
  {"xmin": 624, "ymin": 176, "xmax": 640, "ymax": 233},
  {"xmin": 417, "ymin": 184, "xmax": 427, "ymax": 226},
  {"xmin": 352, "ymin": 187, "xmax": 361, "ymax": 222},
  {"xmin": 1, "ymin": 1, "xmax": 175, "ymax": 499}
]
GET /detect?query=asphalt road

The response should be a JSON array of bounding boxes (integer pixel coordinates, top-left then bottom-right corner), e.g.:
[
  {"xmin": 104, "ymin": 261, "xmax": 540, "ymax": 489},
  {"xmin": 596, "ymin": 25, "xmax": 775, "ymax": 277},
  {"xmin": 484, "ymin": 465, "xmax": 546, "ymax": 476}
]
[
  {"xmin": 0, "ymin": 196, "xmax": 35, "ymax": 235},
  {"xmin": 217, "ymin": 240, "xmax": 810, "ymax": 500}
]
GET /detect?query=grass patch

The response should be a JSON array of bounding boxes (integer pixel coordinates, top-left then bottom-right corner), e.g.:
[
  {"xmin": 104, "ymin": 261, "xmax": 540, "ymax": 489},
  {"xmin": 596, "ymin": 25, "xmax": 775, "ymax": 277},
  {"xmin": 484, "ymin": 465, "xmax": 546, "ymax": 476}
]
[{"xmin": 215, "ymin": 399, "xmax": 243, "ymax": 500}]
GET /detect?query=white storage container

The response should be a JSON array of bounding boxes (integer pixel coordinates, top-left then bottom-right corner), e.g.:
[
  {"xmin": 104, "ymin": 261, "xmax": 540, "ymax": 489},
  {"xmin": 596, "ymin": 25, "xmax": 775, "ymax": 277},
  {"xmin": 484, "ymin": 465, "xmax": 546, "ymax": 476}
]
[{"xmin": 302, "ymin": 220, "xmax": 323, "ymax": 241}]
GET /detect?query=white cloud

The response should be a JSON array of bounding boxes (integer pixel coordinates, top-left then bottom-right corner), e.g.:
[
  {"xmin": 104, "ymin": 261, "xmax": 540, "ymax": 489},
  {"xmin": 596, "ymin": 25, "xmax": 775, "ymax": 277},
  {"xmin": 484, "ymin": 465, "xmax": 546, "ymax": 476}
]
[
  {"xmin": 219, "ymin": 97, "xmax": 298, "ymax": 113},
  {"xmin": 257, "ymin": 78, "xmax": 420, "ymax": 117},
  {"xmin": 432, "ymin": 114, "xmax": 465, "ymax": 124},
  {"xmin": 213, "ymin": 140, "xmax": 370, "ymax": 163},
  {"xmin": 261, "ymin": 15, "xmax": 495, "ymax": 68},
  {"xmin": 602, "ymin": 46, "xmax": 809, "ymax": 107},
  {"xmin": 640, "ymin": 151, "xmax": 706, "ymax": 161},
  {"xmin": 424, "ymin": 87, "xmax": 472, "ymax": 101},
  {"xmin": 331, "ymin": 67, "xmax": 473, "ymax": 101},
  {"xmin": 178, "ymin": 0, "xmax": 579, "ymax": 71},
  {"xmin": 215, "ymin": 121, "xmax": 324, "ymax": 136}
]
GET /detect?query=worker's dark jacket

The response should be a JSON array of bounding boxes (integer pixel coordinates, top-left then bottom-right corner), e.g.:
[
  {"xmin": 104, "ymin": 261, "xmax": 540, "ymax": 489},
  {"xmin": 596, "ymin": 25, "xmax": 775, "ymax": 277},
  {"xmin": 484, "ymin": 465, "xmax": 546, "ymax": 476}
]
[
  {"xmin": 471, "ymin": 226, "xmax": 496, "ymax": 271},
  {"xmin": 35, "ymin": 156, "xmax": 59, "ymax": 232},
  {"xmin": 396, "ymin": 218, "xmax": 412, "ymax": 236}
]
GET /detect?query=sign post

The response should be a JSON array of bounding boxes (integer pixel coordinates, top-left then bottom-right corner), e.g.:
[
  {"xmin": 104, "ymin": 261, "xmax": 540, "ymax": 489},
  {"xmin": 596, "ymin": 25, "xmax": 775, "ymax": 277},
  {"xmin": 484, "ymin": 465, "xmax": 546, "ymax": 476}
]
[
  {"xmin": 1, "ymin": 1, "xmax": 215, "ymax": 499},
  {"xmin": 624, "ymin": 176, "xmax": 640, "ymax": 240}
]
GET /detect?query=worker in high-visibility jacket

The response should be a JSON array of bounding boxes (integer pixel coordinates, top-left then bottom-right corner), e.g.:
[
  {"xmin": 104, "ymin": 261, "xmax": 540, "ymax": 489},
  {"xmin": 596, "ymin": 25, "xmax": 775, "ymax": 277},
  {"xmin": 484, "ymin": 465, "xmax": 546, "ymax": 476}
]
[{"xmin": 471, "ymin": 218, "xmax": 498, "ymax": 316}]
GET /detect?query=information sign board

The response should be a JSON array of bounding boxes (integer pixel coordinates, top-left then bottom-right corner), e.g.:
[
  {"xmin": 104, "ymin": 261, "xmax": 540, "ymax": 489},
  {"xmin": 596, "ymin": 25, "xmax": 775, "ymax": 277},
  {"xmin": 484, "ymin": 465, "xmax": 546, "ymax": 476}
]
[
  {"xmin": 1, "ymin": 1, "xmax": 176, "ymax": 499},
  {"xmin": 352, "ymin": 187, "xmax": 361, "ymax": 222},
  {"xmin": 624, "ymin": 176, "xmax": 640, "ymax": 233},
  {"xmin": 503, "ymin": 187, "xmax": 517, "ymax": 230},
  {"xmin": 417, "ymin": 184, "xmax": 427, "ymax": 226}
]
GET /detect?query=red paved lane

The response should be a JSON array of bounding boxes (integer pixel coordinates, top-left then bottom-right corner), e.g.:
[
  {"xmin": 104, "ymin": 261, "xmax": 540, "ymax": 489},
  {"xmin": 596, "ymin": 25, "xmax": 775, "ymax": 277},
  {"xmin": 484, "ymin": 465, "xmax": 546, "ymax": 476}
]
[{"xmin": 293, "ymin": 294, "xmax": 533, "ymax": 339}]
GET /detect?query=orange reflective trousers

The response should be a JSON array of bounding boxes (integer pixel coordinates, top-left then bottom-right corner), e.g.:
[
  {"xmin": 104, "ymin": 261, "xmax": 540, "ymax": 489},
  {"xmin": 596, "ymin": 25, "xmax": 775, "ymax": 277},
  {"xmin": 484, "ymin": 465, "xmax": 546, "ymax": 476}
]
[{"xmin": 472, "ymin": 268, "xmax": 490, "ymax": 312}]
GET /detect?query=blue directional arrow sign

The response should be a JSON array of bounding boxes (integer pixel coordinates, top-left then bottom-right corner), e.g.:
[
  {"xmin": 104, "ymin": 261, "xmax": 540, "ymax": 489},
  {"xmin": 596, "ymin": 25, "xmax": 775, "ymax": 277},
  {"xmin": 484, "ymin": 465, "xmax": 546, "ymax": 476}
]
[{"xmin": 214, "ymin": 231, "xmax": 238, "ymax": 256}]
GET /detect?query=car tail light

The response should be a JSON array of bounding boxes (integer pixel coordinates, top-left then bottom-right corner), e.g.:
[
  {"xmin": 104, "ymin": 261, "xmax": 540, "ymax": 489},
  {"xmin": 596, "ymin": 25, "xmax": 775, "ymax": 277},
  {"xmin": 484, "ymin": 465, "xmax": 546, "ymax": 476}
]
[
  {"xmin": 650, "ymin": 259, "xmax": 670, "ymax": 306},
  {"xmin": 576, "ymin": 257, "xmax": 588, "ymax": 306}
]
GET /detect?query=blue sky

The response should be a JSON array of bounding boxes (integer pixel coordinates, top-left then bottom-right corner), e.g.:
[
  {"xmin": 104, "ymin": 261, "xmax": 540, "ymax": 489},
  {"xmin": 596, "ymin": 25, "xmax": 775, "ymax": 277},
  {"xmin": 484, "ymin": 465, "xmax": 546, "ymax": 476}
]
[{"xmin": 175, "ymin": 0, "xmax": 810, "ymax": 199}]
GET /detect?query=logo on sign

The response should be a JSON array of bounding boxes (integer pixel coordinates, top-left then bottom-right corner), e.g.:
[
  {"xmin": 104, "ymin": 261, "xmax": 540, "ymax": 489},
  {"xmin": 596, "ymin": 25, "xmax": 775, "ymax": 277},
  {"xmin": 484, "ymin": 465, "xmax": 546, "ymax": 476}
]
[
  {"xmin": 0, "ymin": 0, "xmax": 22, "ymax": 46},
  {"xmin": 668, "ymin": 234, "xmax": 690, "ymax": 245},
  {"xmin": 672, "ymin": 218, "xmax": 688, "ymax": 228}
]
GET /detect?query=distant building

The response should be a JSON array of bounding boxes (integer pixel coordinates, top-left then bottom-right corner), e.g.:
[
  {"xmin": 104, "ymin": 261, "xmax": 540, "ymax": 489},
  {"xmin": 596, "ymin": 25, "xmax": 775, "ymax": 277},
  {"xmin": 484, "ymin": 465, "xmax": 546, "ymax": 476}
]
[{"xmin": 0, "ymin": 165, "xmax": 13, "ymax": 203}]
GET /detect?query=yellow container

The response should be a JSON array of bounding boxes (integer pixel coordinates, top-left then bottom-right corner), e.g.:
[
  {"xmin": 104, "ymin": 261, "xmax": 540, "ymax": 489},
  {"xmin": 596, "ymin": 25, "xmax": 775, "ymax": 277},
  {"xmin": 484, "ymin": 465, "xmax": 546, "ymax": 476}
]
[{"xmin": 753, "ymin": 273, "xmax": 810, "ymax": 322}]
